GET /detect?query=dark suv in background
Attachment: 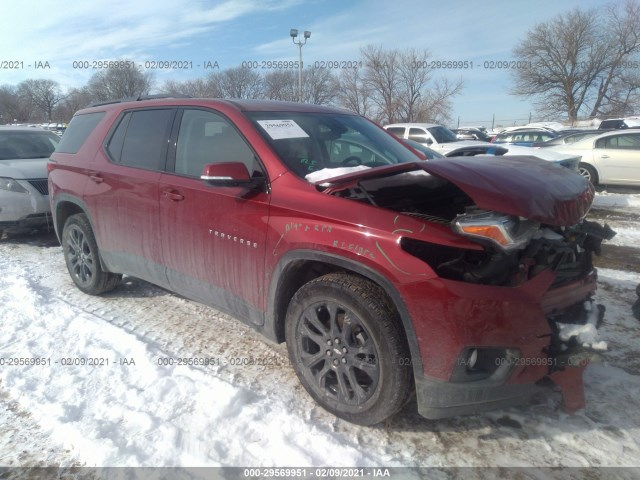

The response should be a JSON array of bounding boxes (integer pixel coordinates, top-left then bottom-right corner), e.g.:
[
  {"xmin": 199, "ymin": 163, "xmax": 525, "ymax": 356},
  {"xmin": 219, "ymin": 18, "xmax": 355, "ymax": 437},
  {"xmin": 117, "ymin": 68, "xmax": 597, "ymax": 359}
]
[{"xmin": 49, "ymin": 96, "xmax": 614, "ymax": 425}]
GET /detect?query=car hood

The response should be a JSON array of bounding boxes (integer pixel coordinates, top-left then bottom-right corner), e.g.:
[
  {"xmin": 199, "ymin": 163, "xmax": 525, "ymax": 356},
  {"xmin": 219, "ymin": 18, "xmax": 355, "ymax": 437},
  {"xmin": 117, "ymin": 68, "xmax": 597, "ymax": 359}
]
[
  {"xmin": 434, "ymin": 140, "xmax": 487, "ymax": 152},
  {"xmin": 446, "ymin": 144, "xmax": 580, "ymax": 161},
  {"xmin": 0, "ymin": 158, "xmax": 49, "ymax": 179},
  {"xmin": 318, "ymin": 156, "xmax": 594, "ymax": 226}
]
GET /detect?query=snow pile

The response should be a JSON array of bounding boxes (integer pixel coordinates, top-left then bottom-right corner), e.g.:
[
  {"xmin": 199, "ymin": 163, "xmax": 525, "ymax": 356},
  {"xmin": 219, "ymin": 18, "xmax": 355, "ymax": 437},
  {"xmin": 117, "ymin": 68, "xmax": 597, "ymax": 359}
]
[
  {"xmin": 305, "ymin": 166, "xmax": 370, "ymax": 183},
  {"xmin": 593, "ymin": 192, "xmax": 640, "ymax": 209},
  {"xmin": 557, "ymin": 301, "xmax": 608, "ymax": 351},
  {"xmin": 0, "ymin": 263, "xmax": 396, "ymax": 467}
]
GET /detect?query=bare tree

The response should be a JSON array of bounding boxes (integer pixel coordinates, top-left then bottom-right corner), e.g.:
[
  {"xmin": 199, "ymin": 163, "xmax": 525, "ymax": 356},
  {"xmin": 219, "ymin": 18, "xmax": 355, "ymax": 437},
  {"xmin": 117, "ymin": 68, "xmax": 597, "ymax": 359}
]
[
  {"xmin": 415, "ymin": 77, "xmax": 464, "ymax": 124},
  {"xmin": 0, "ymin": 84, "xmax": 33, "ymax": 123},
  {"xmin": 361, "ymin": 45, "xmax": 401, "ymax": 123},
  {"xmin": 162, "ymin": 75, "xmax": 222, "ymax": 98},
  {"xmin": 217, "ymin": 67, "xmax": 263, "ymax": 99},
  {"xmin": 263, "ymin": 70, "xmax": 297, "ymax": 101},
  {"xmin": 88, "ymin": 63, "xmax": 154, "ymax": 102},
  {"xmin": 17, "ymin": 79, "xmax": 64, "ymax": 122},
  {"xmin": 512, "ymin": 1, "xmax": 640, "ymax": 122},
  {"xmin": 336, "ymin": 67, "xmax": 371, "ymax": 116},
  {"xmin": 54, "ymin": 87, "xmax": 93, "ymax": 121},
  {"xmin": 590, "ymin": 0, "xmax": 640, "ymax": 116},
  {"xmin": 300, "ymin": 68, "xmax": 338, "ymax": 105},
  {"xmin": 357, "ymin": 45, "xmax": 463, "ymax": 124},
  {"xmin": 599, "ymin": 69, "xmax": 640, "ymax": 117}
]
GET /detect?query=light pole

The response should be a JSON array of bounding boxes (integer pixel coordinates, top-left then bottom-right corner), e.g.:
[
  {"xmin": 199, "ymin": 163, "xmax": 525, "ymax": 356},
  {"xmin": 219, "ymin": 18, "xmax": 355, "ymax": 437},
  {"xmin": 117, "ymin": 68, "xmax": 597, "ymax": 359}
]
[{"xmin": 290, "ymin": 28, "xmax": 310, "ymax": 102}]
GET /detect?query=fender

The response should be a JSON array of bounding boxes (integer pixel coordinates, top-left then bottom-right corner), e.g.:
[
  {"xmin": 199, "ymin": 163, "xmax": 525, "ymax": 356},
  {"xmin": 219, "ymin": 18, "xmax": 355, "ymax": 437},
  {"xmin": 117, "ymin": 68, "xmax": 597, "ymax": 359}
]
[{"xmin": 265, "ymin": 249, "xmax": 425, "ymax": 382}]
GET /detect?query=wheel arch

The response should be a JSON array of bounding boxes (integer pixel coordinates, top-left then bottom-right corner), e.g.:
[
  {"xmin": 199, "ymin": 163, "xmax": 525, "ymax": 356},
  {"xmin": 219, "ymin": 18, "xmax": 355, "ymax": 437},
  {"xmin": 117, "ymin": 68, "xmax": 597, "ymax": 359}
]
[
  {"xmin": 53, "ymin": 194, "xmax": 111, "ymax": 273},
  {"xmin": 265, "ymin": 250, "xmax": 425, "ymax": 382}
]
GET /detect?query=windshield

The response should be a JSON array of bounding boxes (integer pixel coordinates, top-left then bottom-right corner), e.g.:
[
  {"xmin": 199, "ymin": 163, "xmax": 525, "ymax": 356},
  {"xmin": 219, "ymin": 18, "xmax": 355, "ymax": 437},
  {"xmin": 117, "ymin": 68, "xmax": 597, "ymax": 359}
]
[
  {"xmin": 0, "ymin": 130, "xmax": 60, "ymax": 160},
  {"xmin": 427, "ymin": 126, "xmax": 458, "ymax": 143},
  {"xmin": 245, "ymin": 112, "xmax": 420, "ymax": 179}
]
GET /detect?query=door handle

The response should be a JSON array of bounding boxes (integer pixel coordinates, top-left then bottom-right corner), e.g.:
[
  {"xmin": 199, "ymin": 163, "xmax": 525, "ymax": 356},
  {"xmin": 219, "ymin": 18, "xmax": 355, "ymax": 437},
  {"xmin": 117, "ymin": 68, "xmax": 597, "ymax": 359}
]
[
  {"xmin": 599, "ymin": 154, "xmax": 609, "ymax": 159},
  {"xmin": 163, "ymin": 189, "xmax": 184, "ymax": 201},
  {"xmin": 88, "ymin": 172, "xmax": 103, "ymax": 183}
]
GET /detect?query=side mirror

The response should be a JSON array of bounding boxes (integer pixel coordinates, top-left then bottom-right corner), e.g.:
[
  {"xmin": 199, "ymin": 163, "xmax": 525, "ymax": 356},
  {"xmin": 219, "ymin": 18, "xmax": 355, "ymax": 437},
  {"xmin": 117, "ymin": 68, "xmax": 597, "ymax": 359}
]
[
  {"xmin": 425, "ymin": 138, "xmax": 433, "ymax": 146},
  {"xmin": 200, "ymin": 162, "xmax": 264, "ymax": 188}
]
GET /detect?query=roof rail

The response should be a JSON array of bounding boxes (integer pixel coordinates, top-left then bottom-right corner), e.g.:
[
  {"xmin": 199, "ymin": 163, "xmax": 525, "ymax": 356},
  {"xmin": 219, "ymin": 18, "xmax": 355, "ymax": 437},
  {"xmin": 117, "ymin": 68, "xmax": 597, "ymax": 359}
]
[{"xmin": 88, "ymin": 93, "xmax": 192, "ymax": 108}]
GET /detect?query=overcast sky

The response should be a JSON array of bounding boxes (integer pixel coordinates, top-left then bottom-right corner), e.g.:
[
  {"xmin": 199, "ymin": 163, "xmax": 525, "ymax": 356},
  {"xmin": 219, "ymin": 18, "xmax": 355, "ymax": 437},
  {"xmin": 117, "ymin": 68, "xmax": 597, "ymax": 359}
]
[{"xmin": 1, "ymin": 0, "xmax": 612, "ymax": 126}]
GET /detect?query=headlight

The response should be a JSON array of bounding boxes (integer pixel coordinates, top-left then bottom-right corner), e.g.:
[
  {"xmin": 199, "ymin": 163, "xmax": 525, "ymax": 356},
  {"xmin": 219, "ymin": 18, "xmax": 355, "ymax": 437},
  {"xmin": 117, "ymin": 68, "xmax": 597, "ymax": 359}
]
[
  {"xmin": 453, "ymin": 209, "xmax": 539, "ymax": 251},
  {"xmin": 0, "ymin": 177, "xmax": 29, "ymax": 193}
]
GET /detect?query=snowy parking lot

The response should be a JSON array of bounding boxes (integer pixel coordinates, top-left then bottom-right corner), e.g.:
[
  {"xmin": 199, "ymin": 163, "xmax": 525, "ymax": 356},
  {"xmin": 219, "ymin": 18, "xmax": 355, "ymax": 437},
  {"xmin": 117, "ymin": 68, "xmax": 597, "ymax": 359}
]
[{"xmin": 1, "ymin": 191, "xmax": 640, "ymax": 472}]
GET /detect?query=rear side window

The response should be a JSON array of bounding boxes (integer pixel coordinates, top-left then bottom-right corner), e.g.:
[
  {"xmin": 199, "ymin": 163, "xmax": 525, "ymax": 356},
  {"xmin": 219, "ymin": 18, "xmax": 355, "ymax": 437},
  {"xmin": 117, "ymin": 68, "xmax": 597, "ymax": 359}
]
[
  {"xmin": 596, "ymin": 134, "xmax": 640, "ymax": 149},
  {"xmin": 107, "ymin": 109, "xmax": 174, "ymax": 171},
  {"xmin": 386, "ymin": 127, "xmax": 405, "ymax": 137},
  {"xmin": 408, "ymin": 128, "xmax": 428, "ymax": 142},
  {"xmin": 56, "ymin": 112, "xmax": 105, "ymax": 154}
]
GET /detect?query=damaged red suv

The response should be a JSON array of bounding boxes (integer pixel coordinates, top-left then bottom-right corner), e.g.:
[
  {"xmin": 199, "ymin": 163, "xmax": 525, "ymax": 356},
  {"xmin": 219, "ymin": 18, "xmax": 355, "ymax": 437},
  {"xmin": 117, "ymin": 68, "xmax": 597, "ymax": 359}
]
[{"xmin": 48, "ymin": 97, "xmax": 614, "ymax": 425}]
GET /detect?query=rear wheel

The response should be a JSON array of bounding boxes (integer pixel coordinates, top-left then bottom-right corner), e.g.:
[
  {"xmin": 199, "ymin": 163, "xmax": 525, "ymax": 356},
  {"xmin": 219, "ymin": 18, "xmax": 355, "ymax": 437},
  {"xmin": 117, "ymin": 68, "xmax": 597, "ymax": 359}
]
[
  {"xmin": 285, "ymin": 273, "xmax": 412, "ymax": 425},
  {"xmin": 579, "ymin": 163, "xmax": 598, "ymax": 185},
  {"xmin": 62, "ymin": 213, "xmax": 121, "ymax": 294}
]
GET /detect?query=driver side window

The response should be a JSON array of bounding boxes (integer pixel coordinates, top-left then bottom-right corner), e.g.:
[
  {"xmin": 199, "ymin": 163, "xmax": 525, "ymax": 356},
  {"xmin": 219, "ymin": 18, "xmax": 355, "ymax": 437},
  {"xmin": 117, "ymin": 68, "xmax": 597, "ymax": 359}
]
[{"xmin": 175, "ymin": 109, "xmax": 261, "ymax": 177}]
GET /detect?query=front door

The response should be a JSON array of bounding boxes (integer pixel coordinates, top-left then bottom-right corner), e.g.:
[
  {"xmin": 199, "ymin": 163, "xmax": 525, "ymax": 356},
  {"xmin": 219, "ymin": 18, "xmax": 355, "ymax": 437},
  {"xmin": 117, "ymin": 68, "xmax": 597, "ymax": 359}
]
[{"xmin": 159, "ymin": 108, "xmax": 270, "ymax": 324}]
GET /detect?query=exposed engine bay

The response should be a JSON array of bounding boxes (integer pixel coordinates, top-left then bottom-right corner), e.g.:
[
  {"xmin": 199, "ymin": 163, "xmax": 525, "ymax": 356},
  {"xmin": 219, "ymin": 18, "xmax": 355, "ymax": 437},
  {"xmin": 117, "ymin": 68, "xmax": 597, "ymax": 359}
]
[
  {"xmin": 326, "ymin": 167, "xmax": 617, "ymax": 379},
  {"xmin": 329, "ymin": 170, "xmax": 615, "ymax": 289}
]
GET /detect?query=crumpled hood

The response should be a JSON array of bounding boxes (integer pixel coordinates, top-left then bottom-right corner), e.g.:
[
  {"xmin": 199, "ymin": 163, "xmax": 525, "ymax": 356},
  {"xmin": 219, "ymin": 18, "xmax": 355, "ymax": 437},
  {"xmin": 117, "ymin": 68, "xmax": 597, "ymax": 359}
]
[
  {"xmin": 0, "ymin": 158, "xmax": 49, "ymax": 179},
  {"xmin": 420, "ymin": 156, "xmax": 594, "ymax": 225},
  {"xmin": 319, "ymin": 156, "xmax": 594, "ymax": 226}
]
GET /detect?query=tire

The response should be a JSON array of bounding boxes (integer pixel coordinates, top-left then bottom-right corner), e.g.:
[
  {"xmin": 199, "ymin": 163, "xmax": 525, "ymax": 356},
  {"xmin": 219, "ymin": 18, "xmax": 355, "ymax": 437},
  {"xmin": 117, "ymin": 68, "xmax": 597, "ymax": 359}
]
[
  {"xmin": 62, "ymin": 213, "xmax": 122, "ymax": 295},
  {"xmin": 578, "ymin": 163, "xmax": 599, "ymax": 185},
  {"xmin": 285, "ymin": 273, "xmax": 412, "ymax": 425}
]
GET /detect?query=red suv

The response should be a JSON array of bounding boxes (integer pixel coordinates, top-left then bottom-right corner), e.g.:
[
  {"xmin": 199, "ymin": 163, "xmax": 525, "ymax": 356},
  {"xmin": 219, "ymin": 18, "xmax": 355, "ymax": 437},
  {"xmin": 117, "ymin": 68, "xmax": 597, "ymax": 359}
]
[{"xmin": 48, "ymin": 97, "xmax": 614, "ymax": 425}]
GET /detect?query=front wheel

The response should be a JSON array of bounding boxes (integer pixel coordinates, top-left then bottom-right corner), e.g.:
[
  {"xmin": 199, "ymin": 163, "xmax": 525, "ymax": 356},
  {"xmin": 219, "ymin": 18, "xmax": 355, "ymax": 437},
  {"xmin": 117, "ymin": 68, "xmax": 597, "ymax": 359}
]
[
  {"xmin": 62, "ymin": 213, "xmax": 122, "ymax": 295},
  {"xmin": 285, "ymin": 273, "xmax": 412, "ymax": 425}
]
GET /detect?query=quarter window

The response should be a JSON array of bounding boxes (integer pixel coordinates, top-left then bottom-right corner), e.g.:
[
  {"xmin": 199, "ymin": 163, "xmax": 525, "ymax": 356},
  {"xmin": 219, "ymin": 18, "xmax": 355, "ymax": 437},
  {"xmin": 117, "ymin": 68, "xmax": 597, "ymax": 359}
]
[{"xmin": 56, "ymin": 112, "xmax": 105, "ymax": 154}]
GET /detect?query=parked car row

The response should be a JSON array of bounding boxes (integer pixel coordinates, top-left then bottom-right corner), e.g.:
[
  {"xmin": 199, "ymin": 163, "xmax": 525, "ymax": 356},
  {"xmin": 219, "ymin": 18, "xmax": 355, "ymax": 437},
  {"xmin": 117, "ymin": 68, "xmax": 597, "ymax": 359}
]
[{"xmin": 385, "ymin": 121, "xmax": 640, "ymax": 187}]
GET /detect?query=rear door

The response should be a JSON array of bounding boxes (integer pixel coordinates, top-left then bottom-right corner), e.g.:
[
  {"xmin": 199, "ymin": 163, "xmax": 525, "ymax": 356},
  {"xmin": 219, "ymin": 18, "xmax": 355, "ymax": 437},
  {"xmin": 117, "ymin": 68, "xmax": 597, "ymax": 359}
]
[
  {"xmin": 593, "ymin": 133, "xmax": 640, "ymax": 185},
  {"xmin": 158, "ymin": 108, "xmax": 270, "ymax": 324},
  {"xmin": 85, "ymin": 108, "xmax": 176, "ymax": 283}
]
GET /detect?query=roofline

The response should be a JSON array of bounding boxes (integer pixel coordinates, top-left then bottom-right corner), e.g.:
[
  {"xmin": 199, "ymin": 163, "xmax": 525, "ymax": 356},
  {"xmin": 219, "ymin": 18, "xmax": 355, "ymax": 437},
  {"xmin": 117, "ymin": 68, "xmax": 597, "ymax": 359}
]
[
  {"xmin": 384, "ymin": 123, "xmax": 440, "ymax": 128},
  {"xmin": 75, "ymin": 97, "xmax": 357, "ymax": 116}
]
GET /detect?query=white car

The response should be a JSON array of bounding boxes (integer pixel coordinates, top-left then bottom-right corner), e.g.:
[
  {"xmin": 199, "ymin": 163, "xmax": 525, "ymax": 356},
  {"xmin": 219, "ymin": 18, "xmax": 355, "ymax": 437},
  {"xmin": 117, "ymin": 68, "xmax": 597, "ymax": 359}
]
[
  {"xmin": 384, "ymin": 123, "xmax": 486, "ymax": 154},
  {"xmin": 0, "ymin": 127, "xmax": 59, "ymax": 237},
  {"xmin": 550, "ymin": 130, "xmax": 640, "ymax": 185}
]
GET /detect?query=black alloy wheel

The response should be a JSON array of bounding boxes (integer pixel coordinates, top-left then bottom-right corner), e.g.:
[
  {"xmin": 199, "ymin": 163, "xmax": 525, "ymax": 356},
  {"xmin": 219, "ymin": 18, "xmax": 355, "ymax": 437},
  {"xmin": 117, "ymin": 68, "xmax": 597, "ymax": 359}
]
[
  {"xmin": 62, "ymin": 214, "xmax": 121, "ymax": 294},
  {"xmin": 285, "ymin": 273, "xmax": 412, "ymax": 425}
]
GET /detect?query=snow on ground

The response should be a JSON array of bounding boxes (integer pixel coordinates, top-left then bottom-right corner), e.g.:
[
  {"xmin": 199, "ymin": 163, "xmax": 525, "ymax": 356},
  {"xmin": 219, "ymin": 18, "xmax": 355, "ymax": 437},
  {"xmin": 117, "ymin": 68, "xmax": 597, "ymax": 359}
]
[
  {"xmin": 593, "ymin": 190, "xmax": 640, "ymax": 209},
  {"xmin": 1, "ymin": 193, "xmax": 640, "ymax": 470}
]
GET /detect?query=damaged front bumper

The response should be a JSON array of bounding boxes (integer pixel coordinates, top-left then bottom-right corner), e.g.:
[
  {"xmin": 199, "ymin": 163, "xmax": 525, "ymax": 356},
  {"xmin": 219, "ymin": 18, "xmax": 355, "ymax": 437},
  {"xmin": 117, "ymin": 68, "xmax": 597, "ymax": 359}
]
[{"xmin": 407, "ymin": 270, "xmax": 608, "ymax": 420}]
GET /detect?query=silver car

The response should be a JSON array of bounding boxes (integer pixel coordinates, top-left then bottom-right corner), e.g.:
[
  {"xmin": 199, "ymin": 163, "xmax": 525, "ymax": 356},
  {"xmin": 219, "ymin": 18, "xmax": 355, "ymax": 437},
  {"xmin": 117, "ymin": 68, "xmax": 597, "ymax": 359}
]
[{"xmin": 0, "ymin": 127, "xmax": 60, "ymax": 237}]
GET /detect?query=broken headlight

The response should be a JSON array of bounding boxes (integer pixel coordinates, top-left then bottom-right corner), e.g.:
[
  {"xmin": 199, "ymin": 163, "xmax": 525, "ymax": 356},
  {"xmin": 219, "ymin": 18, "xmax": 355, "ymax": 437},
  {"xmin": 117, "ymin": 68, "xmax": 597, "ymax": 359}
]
[{"xmin": 453, "ymin": 209, "xmax": 539, "ymax": 251}]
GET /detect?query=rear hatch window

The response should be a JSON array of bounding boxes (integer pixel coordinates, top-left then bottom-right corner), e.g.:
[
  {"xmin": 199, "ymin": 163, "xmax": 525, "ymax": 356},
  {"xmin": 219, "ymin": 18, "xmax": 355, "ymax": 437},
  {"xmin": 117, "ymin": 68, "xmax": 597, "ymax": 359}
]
[{"xmin": 56, "ymin": 112, "xmax": 106, "ymax": 154}]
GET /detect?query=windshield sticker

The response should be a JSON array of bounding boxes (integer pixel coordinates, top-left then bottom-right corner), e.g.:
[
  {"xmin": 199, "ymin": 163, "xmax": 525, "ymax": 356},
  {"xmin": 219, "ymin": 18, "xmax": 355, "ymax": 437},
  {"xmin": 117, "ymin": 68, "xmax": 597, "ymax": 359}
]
[{"xmin": 257, "ymin": 120, "xmax": 309, "ymax": 140}]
